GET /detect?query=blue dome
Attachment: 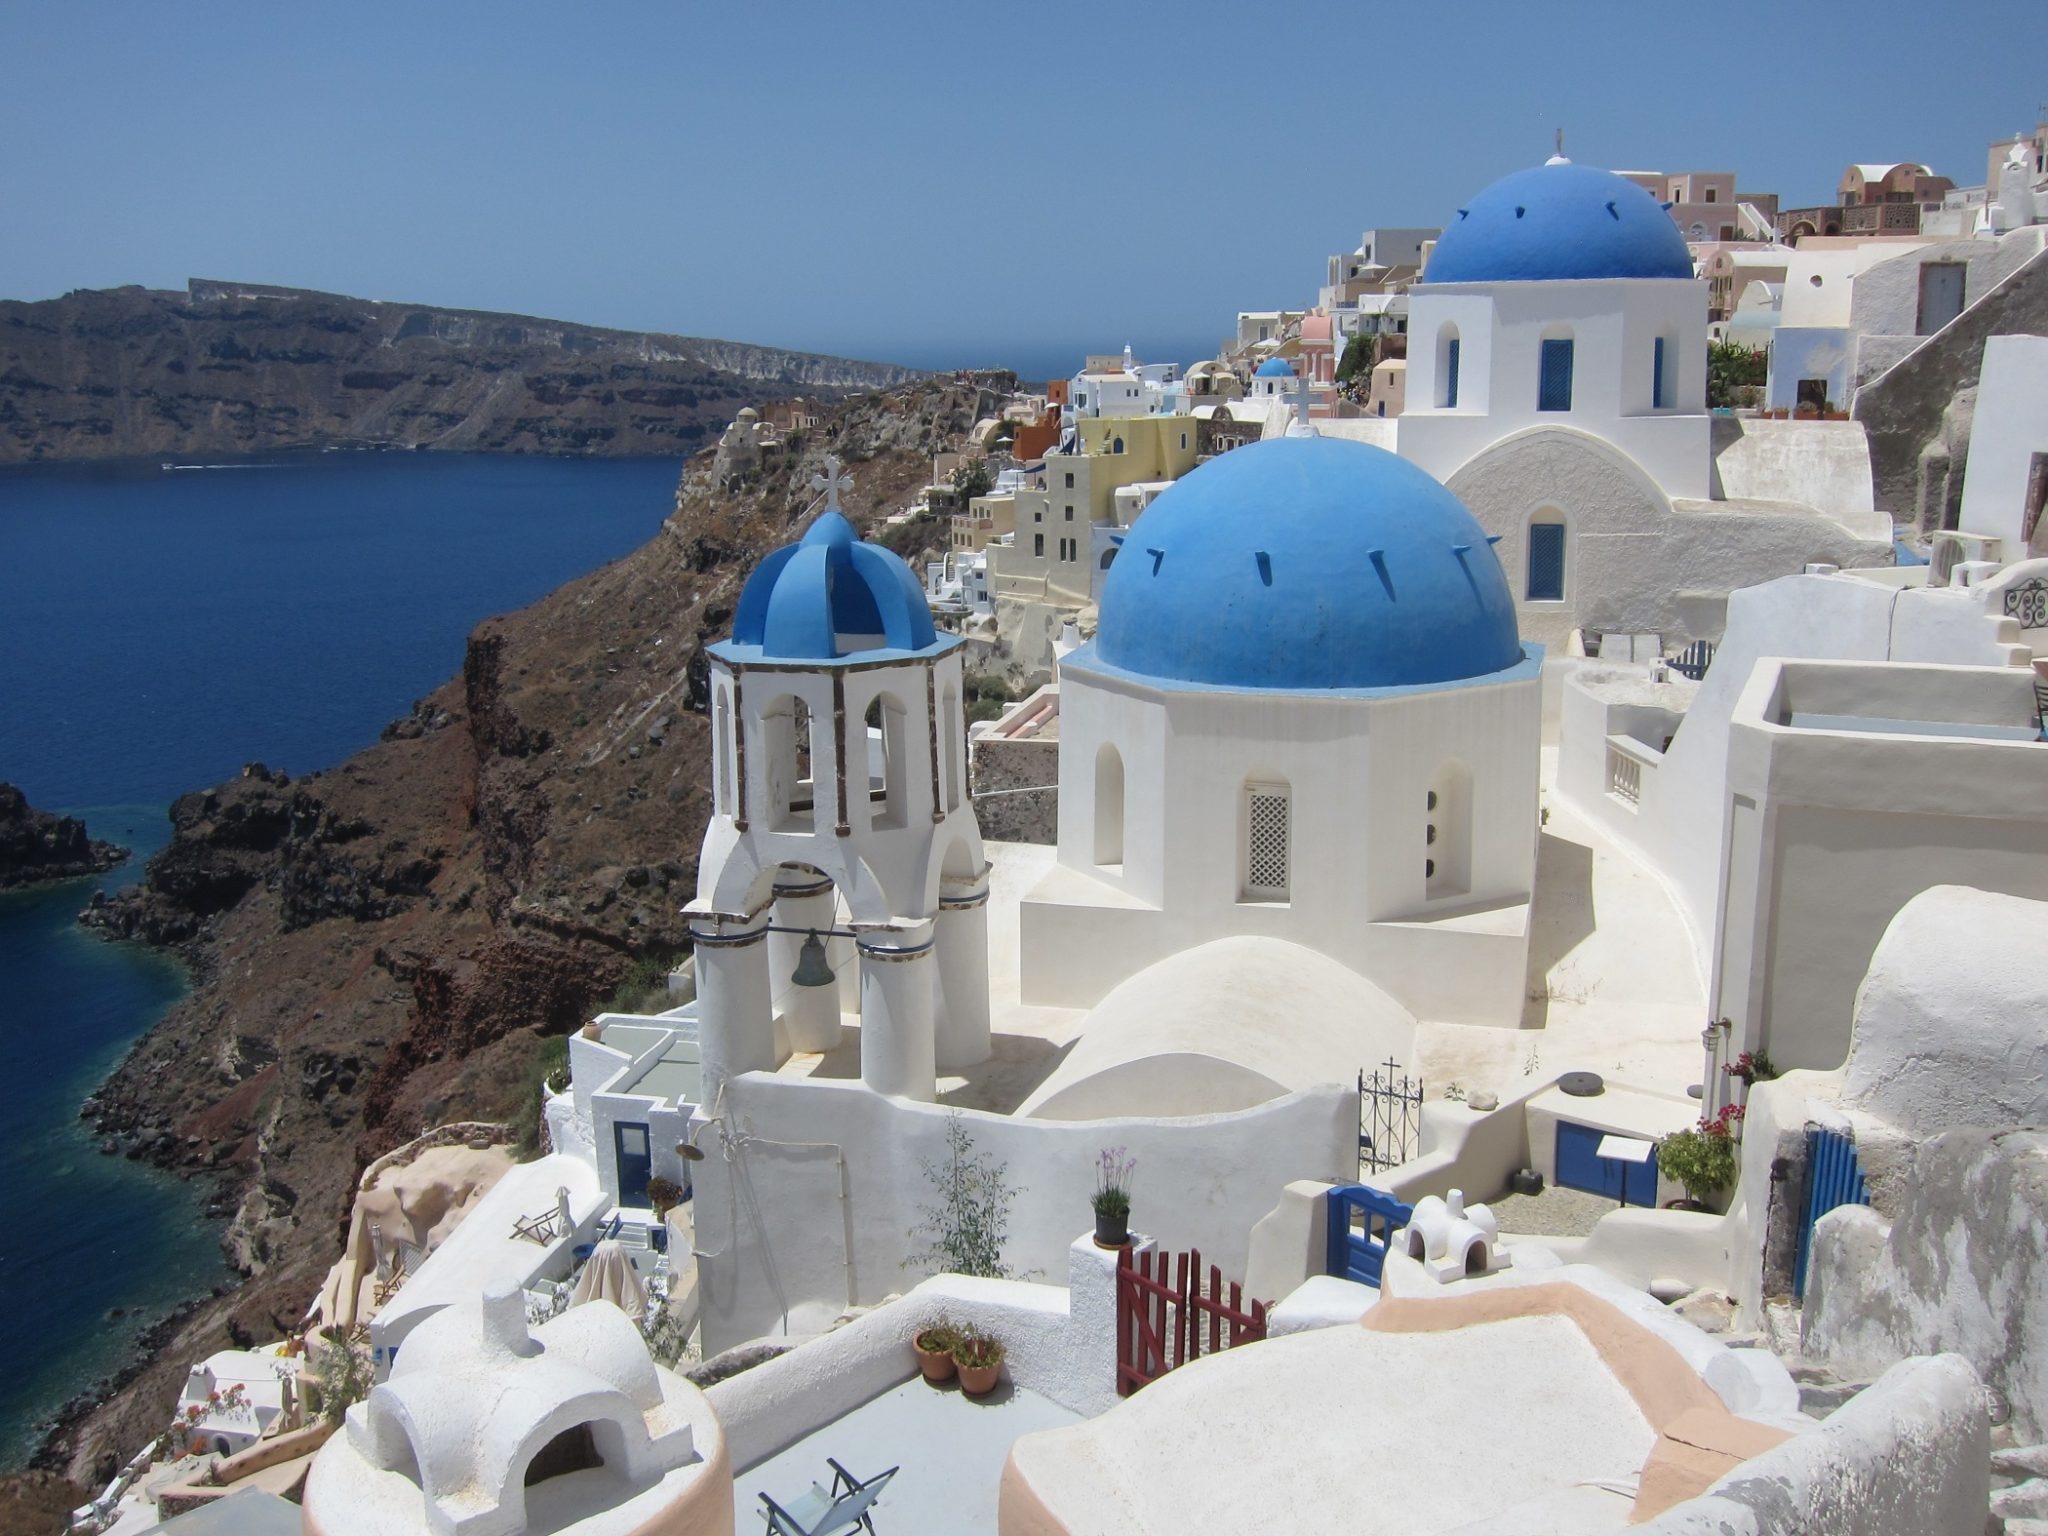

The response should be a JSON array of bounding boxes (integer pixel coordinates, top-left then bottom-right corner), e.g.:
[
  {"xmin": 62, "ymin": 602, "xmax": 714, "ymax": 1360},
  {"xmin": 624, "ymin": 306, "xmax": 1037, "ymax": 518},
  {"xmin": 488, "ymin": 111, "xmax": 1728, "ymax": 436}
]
[
  {"xmin": 1092, "ymin": 437, "xmax": 1524, "ymax": 691},
  {"xmin": 1253, "ymin": 357, "xmax": 1297, "ymax": 377},
  {"xmin": 724, "ymin": 510, "xmax": 939, "ymax": 661},
  {"xmin": 1423, "ymin": 161, "xmax": 1695, "ymax": 283}
]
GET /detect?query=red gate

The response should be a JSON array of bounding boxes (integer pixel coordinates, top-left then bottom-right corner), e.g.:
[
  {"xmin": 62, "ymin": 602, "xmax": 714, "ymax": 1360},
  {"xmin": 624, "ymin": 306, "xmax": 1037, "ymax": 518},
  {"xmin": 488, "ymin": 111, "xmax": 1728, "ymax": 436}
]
[{"xmin": 1115, "ymin": 1247, "xmax": 1269, "ymax": 1397}]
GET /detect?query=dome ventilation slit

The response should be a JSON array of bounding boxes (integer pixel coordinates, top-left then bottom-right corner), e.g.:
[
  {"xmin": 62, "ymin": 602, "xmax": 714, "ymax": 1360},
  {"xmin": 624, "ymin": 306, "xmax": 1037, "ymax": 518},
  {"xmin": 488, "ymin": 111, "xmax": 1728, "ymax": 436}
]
[
  {"xmin": 1606, "ymin": 200, "xmax": 1619, "ymax": 219},
  {"xmin": 1255, "ymin": 551, "xmax": 1272, "ymax": 586},
  {"xmin": 1368, "ymin": 548, "xmax": 1396, "ymax": 599}
]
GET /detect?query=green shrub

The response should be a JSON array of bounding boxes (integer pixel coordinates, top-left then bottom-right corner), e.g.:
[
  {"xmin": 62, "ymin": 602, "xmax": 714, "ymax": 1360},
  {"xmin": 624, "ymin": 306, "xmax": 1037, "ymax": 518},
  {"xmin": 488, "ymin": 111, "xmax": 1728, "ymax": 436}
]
[
  {"xmin": 1656, "ymin": 1114, "xmax": 1740, "ymax": 1204},
  {"xmin": 512, "ymin": 1033, "xmax": 571, "ymax": 1160},
  {"xmin": 911, "ymin": 1111, "xmax": 1018, "ymax": 1279}
]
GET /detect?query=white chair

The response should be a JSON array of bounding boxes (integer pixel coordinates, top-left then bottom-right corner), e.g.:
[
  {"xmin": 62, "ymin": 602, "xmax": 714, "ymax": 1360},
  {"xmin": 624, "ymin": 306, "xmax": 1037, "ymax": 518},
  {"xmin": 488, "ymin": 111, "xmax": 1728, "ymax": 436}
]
[{"xmin": 759, "ymin": 1459, "xmax": 896, "ymax": 1535}]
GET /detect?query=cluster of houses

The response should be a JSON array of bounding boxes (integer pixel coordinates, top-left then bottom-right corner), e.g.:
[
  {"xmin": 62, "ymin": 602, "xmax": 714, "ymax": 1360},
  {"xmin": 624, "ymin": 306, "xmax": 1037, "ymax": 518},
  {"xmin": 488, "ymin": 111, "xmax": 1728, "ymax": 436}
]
[{"xmin": 83, "ymin": 120, "xmax": 2048, "ymax": 1536}]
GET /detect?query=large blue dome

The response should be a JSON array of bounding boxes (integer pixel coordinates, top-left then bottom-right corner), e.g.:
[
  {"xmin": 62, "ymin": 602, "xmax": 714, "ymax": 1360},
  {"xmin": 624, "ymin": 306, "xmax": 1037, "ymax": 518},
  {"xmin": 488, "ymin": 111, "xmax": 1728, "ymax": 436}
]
[
  {"xmin": 721, "ymin": 510, "xmax": 940, "ymax": 662},
  {"xmin": 1423, "ymin": 161, "xmax": 1695, "ymax": 283},
  {"xmin": 1091, "ymin": 437, "xmax": 1524, "ymax": 691}
]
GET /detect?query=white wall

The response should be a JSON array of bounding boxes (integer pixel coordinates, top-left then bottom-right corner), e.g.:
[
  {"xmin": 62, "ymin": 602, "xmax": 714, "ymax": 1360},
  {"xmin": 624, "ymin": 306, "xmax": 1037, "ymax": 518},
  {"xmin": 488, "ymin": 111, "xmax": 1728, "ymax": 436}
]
[
  {"xmin": 687, "ymin": 1074, "xmax": 1352, "ymax": 1352},
  {"xmin": 1958, "ymin": 334, "xmax": 2048, "ymax": 551},
  {"xmin": 1026, "ymin": 655, "xmax": 1541, "ymax": 1025},
  {"xmin": 1404, "ymin": 277, "xmax": 1711, "ymax": 500},
  {"xmin": 1555, "ymin": 570, "xmax": 2024, "ymax": 973},
  {"xmin": 1711, "ymin": 419, "xmax": 1884, "ymax": 536}
]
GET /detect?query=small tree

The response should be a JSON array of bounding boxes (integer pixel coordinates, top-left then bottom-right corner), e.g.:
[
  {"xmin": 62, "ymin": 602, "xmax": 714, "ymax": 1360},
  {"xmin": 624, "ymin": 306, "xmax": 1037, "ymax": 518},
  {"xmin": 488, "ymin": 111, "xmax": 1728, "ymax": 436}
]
[
  {"xmin": 911, "ymin": 1111, "xmax": 1018, "ymax": 1279},
  {"xmin": 1335, "ymin": 332, "xmax": 1375, "ymax": 387},
  {"xmin": 1706, "ymin": 340, "xmax": 1767, "ymax": 408},
  {"xmin": 311, "ymin": 1324, "xmax": 375, "ymax": 1426},
  {"xmin": 1656, "ymin": 1106, "xmax": 1743, "ymax": 1207},
  {"xmin": 952, "ymin": 456, "xmax": 996, "ymax": 502}
]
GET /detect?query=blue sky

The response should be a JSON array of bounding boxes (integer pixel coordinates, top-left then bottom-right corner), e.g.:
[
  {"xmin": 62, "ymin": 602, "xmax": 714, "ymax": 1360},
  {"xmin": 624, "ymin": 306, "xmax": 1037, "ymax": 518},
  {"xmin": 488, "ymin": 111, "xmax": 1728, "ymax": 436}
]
[{"xmin": 2, "ymin": 1, "xmax": 2039, "ymax": 375}]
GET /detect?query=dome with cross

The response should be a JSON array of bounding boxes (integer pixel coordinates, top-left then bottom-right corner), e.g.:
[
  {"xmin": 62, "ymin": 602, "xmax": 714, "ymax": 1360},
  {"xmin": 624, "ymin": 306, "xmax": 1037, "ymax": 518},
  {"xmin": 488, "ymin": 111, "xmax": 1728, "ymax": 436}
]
[{"xmin": 718, "ymin": 457, "xmax": 943, "ymax": 663}]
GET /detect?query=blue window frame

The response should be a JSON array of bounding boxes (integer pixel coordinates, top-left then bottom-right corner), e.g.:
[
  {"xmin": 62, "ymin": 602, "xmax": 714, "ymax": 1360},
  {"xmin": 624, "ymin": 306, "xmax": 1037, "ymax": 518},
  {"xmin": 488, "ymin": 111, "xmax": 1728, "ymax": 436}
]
[
  {"xmin": 1528, "ymin": 521, "xmax": 1566, "ymax": 601},
  {"xmin": 1653, "ymin": 337, "xmax": 1668, "ymax": 409},
  {"xmin": 1443, "ymin": 338, "xmax": 1460, "ymax": 408},
  {"xmin": 1539, "ymin": 338, "xmax": 1575, "ymax": 412}
]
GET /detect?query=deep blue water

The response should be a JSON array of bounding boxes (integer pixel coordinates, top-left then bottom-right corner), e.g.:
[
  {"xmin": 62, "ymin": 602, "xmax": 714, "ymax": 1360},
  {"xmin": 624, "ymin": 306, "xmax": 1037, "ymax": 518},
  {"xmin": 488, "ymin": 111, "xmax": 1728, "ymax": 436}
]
[{"xmin": 0, "ymin": 452, "xmax": 681, "ymax": 1467}]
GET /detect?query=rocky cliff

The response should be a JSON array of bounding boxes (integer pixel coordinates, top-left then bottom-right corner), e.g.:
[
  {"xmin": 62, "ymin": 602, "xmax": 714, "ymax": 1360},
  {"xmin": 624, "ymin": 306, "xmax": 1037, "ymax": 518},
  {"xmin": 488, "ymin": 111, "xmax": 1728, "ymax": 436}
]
[
  {"xmin": 0, "ymin": 786, "xmax": 127, "ymax": 888},
  {"xmin": 0, "ymin": 281, "xmax": 927, "ymax": 464},
  {"xmin": 23, "ymin": 375, "xmax": 1001, "ymax": 1497}
]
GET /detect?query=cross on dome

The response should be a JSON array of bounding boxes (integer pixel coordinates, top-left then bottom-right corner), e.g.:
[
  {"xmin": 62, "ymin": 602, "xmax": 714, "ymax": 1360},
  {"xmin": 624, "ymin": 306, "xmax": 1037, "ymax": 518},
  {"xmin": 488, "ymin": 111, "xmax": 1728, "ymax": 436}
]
[{"xmin": 810, "ymin": 453, "xmax": 853, "ymax": 513}]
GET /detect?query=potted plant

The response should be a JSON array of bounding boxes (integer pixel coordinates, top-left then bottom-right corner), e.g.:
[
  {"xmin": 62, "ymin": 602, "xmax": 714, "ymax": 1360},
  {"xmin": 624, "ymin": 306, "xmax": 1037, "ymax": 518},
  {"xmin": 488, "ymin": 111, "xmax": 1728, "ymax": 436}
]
[
  {"xmin": 912, "ymin": 1318, "xmax": 961, "ymax": 1384},
  {"xmin": 1091, "ymin": 1146, "xmax": 1135, "ymax": 1248},
  {"xmin": 951, "ymin": 1333, "xmax": 1006, "ymax": 1397},
  {"xmin": 644, "ymin": 1176, "xmax": 684, "ymax": 1219},
  {"xmin": 1656, "ymin": 1107, "xmax": 1742, "ymax": 1211}
]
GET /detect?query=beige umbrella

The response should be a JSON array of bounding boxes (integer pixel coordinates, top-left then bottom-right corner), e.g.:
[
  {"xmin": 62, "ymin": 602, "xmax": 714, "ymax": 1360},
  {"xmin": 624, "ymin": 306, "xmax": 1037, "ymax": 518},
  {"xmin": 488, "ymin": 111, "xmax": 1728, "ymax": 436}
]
[{"xmin": 569, "ymin": 1239, "xmax": 647, "ymax": 1318}]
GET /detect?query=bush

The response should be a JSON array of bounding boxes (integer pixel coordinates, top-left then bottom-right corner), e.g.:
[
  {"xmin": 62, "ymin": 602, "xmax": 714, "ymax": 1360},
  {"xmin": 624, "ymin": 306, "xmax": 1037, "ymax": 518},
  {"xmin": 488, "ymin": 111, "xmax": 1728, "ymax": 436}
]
[
  {"xmin": 1706, "ymin": 340, "xmax": 1767, "ymax": 408},
  {"xmin": 512, "ymin": 1033, "xmax": 570, "ymax": 1159},
  {"xmin": 910, "ymin": 1111, "xmax": 1019, "ymax": 1279},
  {"xmin": 1656, "ymin": 1110, "xmax": 1741, "ymax": 1204},
  {"xmin": 604, "ymin": 946, "xmax": 685, "ymax": 1016},
  {"xmin": 645, "ymin": 1176, "xmax": 684, "ymax": 1217}
]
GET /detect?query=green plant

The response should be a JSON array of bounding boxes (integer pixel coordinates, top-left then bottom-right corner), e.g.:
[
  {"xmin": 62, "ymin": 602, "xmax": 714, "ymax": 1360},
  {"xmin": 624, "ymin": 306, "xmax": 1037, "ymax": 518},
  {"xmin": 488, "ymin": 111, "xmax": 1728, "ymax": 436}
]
[
  {"xmin": 911, "ymin": 1111, "xmax": 1019, "ymax": 1279},
  {"xmin": 1335, "ymin": 332, "xmax": 1375, "ymax": 387},
  {"xmin": 1091, "ymin": 1146, "xmax": 1134, "ymax": 1220},
  {"xmin": 512, "ymin": 1033, "xmax": 571, "ymax": 1159},
  {"xmin": 311, "ymin": 1324, "xmax": 375, "ymax": 1426},
  {"xmin": 1706, "ymin": 340, "xmax": 1767, "ymax": 408},
  {"xmin": 1656, "ymin": 1109, "xmax": 1742, "ymax": 1204},
  {"xmin": 604, "ymin": 947, "xmax": 685, "ymax": 1016},
  {"xmin": 952, "ymin": 455, "xmax": 997, "ymax": 501},
  {"xmin": 645, "ymin": 1176, "xmax": 684, "ymax": 1217},
  {"xmin": 950, "ymin": 1334, "xmax": 1005, "ymax": 1370},
  {"xmin": 914, "ymin": 1318, "xmax": 963, "ymax": 1355}
]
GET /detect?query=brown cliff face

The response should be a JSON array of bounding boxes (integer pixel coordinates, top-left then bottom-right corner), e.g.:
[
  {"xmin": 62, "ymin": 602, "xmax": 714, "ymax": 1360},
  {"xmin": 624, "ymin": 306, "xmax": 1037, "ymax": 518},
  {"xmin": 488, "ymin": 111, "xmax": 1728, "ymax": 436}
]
[
  {"xmin": 0, "ymin": 280, "xmax": 926, "ymax": 464},
  {"xmin": 29, "ymin": 376, "xmax": 1001, "ymax": 1491},
  {"xmin": 0, "ymin": 786, "xmax": 127, "ymax": 888}
]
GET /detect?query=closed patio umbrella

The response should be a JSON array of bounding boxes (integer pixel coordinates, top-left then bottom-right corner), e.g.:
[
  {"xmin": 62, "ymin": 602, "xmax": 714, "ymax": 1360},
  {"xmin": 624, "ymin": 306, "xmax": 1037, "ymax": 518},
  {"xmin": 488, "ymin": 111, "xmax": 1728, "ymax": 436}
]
[{"xmin": 569, "ymin": 1239, "xmax": 647, "ymax": 1318}]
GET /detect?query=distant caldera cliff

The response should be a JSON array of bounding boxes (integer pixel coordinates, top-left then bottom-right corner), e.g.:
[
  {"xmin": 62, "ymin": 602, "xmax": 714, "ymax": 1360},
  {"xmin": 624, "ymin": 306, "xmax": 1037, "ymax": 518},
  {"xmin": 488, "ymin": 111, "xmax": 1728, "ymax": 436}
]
[
  {"xmin": 0, "ymin": 785, "xmax": 127, "ymax": 888},
  {"xmin": 0, "ymin": 279, "xmax": 927, "ymax": 463}
]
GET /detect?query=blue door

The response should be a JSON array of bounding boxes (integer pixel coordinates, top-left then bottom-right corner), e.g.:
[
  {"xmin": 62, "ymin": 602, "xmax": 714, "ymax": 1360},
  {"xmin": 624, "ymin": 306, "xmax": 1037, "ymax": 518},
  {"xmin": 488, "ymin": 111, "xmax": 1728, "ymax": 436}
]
[
  {"xmin": 1554, "ymin": 1122, "xmax": 1658, "ymax": 1205},
  {"xmin": 1794, "ymin": 1128, "xmax": 1868, "ymax": 1297},
  {"xmin": 1539, "ymin": 338, "xmax": 1575, "ymax": 411},
  {"xmin": 613, "ymin": 1121, "xmax": 653, "ymax": 1206},
  {"xmin": 1325, "ymin": 1184, "xmax": 1414, "ymax": 1287}
]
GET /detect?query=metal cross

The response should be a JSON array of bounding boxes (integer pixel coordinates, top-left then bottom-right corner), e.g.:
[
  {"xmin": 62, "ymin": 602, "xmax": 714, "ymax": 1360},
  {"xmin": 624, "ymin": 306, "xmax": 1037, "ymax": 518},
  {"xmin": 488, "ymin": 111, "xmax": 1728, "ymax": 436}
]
[{"xmin": 810, "ymin": 453, "xmax": 853, "ymax": 513}]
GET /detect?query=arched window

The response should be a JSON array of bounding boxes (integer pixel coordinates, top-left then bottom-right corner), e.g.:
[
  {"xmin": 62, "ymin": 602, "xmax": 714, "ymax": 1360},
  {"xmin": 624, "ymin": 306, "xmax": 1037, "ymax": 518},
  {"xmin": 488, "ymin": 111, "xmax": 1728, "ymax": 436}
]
[
  {"xmin": 1093, "ymin": 743, "xmax": 1124, "ymax": 867},
  {"xmin": 865, "ymin": 691, "xmax": 911, "ymax": 829},
  {"xmin": 1241, "ymin": 778, "xmax": 1291, "ymax": 902},
  {"xmin": 1436, "ymin": 323, "xmax": 1461, "ymax": 409},
  {"xmin": 714, "ymin": 689, "xmax": 732, "ymax": 814},
  {"xmin": 763, "ymin": 694, "xmax": 814, "ymax": 833},
  {"xmin": 1527, "ymin": 512, "xmax": 1567, "ymax": 602},
  {"xmin": 1112, "ymin": 435, "xmax": 1125, "ymax": 455},
  {"xmin": 1425, "ymin": 762, "xmax": 1472, "ymax": 900},
  {"xmin": 943, "ymin": 684, "xmax": 962, "ymax": 813},
  {"xmin": 1538, "ymin": 333, "xmax": 1575, "ymax": 412}
]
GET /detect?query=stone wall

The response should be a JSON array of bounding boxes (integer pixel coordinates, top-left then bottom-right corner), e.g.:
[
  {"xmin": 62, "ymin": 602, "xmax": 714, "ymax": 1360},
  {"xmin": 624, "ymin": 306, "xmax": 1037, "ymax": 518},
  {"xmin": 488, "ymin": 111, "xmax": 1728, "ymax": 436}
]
[
  {"xmin": 1803, "ymin": 1128, "xmax": 2048, "ymax": 1440},
  {"xmin": 971, "ymin": 736, "xmax": 1058, "ymax": 845},
  {"xmin": 1853, "ymin": 241, "xmax": 2048, "ymax": 528}
]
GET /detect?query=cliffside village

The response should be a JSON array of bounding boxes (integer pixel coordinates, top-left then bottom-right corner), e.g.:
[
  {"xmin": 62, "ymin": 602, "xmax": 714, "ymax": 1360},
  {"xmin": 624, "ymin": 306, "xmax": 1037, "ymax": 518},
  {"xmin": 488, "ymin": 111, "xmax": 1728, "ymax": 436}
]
[{"xmin": 78, "ymin": 123, "xmax": 2048, "ymax": 1536}]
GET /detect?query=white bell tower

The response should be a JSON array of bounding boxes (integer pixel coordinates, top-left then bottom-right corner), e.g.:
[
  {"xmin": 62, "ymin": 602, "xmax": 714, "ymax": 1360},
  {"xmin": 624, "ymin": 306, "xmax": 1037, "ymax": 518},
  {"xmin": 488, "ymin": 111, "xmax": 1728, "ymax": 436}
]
[{"xmin": 688, "ymin": 459, "xmax": 990, "ymax": 1106}]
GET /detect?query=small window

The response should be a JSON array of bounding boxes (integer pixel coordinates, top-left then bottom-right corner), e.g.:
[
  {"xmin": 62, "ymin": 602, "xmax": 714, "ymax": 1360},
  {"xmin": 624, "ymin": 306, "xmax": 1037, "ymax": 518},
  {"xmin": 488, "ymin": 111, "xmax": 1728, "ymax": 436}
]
[
  {"xmin": 1064, "ymin": 504, "xmax": 1074, "ymax": 521},
  {"xmin": 1112, "ymin": 436, "xmax": 1124, "ymax": 454},
  {"xmin": 1065, "ymin": 472, "xmax": 1075, "ymax": 489},
  {"xmin": 1652, "ymin": 337, "xmax": 1669, "ymax": 409},
  {"xmin": 1528, "ymin": 520, "xmax": 1566, "ymax": 602},
  {"xmin": 1242, "ymin": 781, "xmax": 1291, "ymax": 901},
  {"xmin": 1440, "ymin": 333, "xmax": 1461, "ymax": 409},
  {"xmin": 1705, "ymin": 187, "xmax": 1718, "ymax": 203},
  {"xmin": 1034, "ymin": 533, "xmax": 1044, "ymax": 557},
  {"xmin": 1180, "ymin": 432, "xmax": 1188, "ymax": 449},
  {"xmin": 1538, "ymin": 338, "xmax": 1575, "ymax": 412}
]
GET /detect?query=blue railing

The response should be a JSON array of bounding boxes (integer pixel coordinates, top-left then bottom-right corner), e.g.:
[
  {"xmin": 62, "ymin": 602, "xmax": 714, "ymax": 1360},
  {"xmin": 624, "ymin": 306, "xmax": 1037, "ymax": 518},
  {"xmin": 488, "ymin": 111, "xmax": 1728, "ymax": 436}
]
[
  {"xmin": 1793, "ymin": 1127, "xmax": 1869, "ymax": 1298},
  {"xmin": 1326, "ymin": 1184, "xmax": 1414, "ymax": 1288}
]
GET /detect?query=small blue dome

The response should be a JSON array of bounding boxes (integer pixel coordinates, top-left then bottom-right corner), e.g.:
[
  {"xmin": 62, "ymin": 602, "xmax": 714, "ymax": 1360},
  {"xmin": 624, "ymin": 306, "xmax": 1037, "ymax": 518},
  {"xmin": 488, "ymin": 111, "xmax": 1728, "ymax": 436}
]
[
  {"xmin": 725, "ymin": 509, "xmax": 938, "ymax": 661},
  {"xmin": 1424, "ymin": 161, "xmax": 1695, "ymax": 283},
  {"xmin": 1253, "ymin": 357, "xmax": 1297, "ymax": 378},
  {"xmin": 1093, "ymin": 437, "xmax": 1524, "ymax": 691}
]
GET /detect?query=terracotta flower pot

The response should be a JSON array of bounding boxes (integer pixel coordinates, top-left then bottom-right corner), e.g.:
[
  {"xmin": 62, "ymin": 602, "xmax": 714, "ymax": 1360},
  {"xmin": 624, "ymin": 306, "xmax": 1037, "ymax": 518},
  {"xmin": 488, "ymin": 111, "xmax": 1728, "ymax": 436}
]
[
  {"xmin": 957, "ymin": 1359, "xmax": 1002, "ymax": 1397},
  {"xmin": 913, "ymin": 1334, "xmax": 956, "ymax": 1384}
]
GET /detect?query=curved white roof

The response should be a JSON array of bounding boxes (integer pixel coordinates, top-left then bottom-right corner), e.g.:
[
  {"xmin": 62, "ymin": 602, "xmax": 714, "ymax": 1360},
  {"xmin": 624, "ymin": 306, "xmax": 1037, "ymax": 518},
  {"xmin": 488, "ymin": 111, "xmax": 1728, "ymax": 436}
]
[{"xmin": 1019, "ymin": 936, "xmax": 1416, "ymax": 1120}]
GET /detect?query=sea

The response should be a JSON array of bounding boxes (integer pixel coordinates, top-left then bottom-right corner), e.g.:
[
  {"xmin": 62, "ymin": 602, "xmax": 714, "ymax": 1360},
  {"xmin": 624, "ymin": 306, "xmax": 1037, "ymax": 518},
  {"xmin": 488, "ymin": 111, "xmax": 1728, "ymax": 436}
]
[{"xmin": 0, "ymin": 451, "xmax": 683, "ymax": 1469}]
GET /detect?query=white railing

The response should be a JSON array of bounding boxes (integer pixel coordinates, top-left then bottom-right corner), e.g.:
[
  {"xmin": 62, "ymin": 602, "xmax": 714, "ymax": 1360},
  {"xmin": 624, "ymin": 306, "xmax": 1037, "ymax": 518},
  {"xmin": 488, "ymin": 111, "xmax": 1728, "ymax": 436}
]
[{"xmin": 1605, "ymin": 735, "xmax": 1660, "ymax": 809}]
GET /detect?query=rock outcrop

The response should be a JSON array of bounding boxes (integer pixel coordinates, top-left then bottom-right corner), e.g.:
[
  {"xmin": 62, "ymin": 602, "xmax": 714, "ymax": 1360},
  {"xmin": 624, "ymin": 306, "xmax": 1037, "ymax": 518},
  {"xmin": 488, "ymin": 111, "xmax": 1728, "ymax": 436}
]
[
  {"xmin": 0, "ymin": 280, "xmax": 927, "ymax": 464},
  {"xmin": 0, "ymin": 784, "xmax": 127, "ymax": 887},
  {"xmin": 28, "ymin": 375, "xmax": 997, "ymax": 1487}
]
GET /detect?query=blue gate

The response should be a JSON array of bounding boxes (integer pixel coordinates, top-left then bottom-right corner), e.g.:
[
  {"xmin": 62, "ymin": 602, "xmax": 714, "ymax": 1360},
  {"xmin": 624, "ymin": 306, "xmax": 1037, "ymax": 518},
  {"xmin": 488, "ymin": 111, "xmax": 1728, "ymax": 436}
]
[
  {"xmin": 1794, "ymin": 1127, "xmax": 1869, "ymax": 1298},
  {"xmin": 1326, "ymin": 1185, "xmax": 1414, "ymax": 1287},
  {"xmin": 1554, "ymin": 1121, "xmax": 1659, "ymax": 1206}
]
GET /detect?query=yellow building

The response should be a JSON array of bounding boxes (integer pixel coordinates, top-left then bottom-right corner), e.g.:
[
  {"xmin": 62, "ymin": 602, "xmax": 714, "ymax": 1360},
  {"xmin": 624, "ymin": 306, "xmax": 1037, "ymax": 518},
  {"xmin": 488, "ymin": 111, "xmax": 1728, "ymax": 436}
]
[
  {"xmin": 951, "ymin": 492, "xmax": 1017, "ymax": 553},
  {"xmin": 994, "ymin": 416, "xmax": 1199, "ymax": 601}
]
